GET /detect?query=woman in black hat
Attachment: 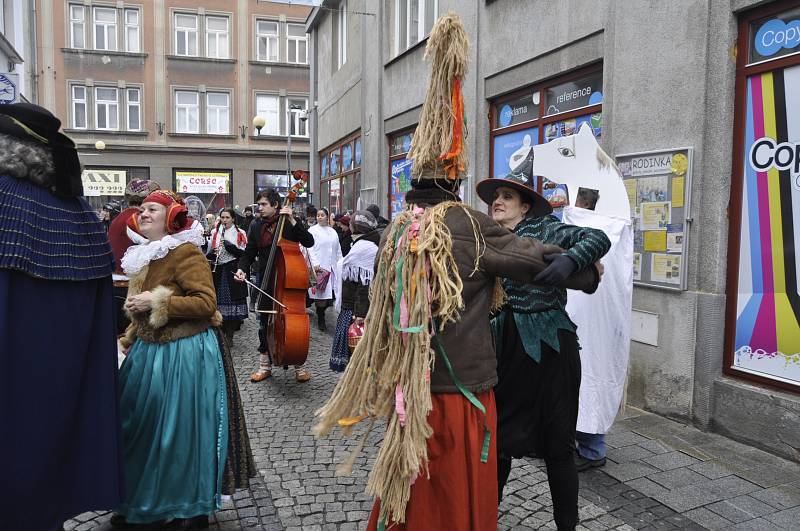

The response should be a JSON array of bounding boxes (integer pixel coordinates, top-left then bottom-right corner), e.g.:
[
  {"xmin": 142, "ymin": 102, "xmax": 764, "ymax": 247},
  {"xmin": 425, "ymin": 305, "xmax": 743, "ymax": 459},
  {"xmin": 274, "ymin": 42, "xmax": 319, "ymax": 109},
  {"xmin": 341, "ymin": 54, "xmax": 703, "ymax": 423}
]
[
  {"xmin": 476, "ymin": 166, "xmax": 610, "ymax": 531},
  {"xmin": 0, "ymin": 103, "xmax": 124, "ymax": 531}
]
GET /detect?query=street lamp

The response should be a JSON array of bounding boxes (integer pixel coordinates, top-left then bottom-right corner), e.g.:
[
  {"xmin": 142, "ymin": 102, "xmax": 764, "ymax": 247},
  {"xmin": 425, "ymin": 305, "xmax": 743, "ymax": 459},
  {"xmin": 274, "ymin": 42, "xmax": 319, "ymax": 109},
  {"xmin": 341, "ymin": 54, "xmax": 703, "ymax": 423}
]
[
  {"xmin": 95, "ymin": 140, "xmax": 106, "ymax": 151},
  {"xmin": 253, "ymin": 116, "xmax": 266, "ymax": 136}
]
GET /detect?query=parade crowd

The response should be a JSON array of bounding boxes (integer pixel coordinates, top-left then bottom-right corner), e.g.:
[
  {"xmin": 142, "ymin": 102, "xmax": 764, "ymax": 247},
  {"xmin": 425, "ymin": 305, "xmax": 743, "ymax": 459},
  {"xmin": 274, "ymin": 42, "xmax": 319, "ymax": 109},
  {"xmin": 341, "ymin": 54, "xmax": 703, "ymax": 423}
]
[{"xmin": 2, "ymin": 14, "xmax": 629, "ymax": 531}]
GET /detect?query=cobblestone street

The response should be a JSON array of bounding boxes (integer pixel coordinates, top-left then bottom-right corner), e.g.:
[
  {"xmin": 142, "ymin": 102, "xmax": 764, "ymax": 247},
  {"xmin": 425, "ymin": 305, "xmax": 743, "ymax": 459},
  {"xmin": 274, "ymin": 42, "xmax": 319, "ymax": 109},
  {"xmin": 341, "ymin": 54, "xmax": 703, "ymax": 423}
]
[{"xmin": 66, "ymin": 313, "xmax": 800, "ymax": 530}]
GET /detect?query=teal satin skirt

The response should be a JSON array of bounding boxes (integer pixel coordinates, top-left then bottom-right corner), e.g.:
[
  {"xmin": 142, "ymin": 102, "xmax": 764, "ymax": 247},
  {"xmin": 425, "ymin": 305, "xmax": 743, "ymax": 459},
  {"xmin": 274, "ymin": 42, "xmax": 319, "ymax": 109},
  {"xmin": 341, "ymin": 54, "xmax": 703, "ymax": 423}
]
[{"xmin": 117, "ymin": 329, "xmax": 228, "ymax": 523}]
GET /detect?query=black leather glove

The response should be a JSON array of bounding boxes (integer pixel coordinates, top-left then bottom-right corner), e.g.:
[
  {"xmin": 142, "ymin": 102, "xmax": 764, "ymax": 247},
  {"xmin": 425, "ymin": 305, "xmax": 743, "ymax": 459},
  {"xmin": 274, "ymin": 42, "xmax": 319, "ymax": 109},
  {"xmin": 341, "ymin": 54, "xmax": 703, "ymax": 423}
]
[{"xmin": 533, "ymin": 253, "xmax": 578, "ymax": 285}]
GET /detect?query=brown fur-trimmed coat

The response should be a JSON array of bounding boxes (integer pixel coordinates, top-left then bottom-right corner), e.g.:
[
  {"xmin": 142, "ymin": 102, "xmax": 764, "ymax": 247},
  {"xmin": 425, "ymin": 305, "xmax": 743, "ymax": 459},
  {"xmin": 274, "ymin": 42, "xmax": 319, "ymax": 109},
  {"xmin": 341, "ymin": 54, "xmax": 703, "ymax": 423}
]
[{"xmin": 120, "ymin": 242, "xmax": 222, "ymax": 348}]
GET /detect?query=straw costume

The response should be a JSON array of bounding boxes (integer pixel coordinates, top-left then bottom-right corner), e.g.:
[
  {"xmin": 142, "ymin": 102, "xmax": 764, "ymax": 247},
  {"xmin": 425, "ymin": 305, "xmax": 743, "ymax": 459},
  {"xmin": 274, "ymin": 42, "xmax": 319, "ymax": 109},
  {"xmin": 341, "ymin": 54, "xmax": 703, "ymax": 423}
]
[{"xmin": 312, "ymin": 14, "xmax": 600, "ymax": 530}]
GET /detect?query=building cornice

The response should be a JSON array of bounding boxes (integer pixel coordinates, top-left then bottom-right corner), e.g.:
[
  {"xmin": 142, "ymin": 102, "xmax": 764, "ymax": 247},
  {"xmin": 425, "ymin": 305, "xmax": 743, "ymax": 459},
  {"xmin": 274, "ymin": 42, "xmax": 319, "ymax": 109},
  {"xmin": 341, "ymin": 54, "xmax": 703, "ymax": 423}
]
[{"xmin": 0, "ymin": 32, "xmax": 23, "ymax": 64}]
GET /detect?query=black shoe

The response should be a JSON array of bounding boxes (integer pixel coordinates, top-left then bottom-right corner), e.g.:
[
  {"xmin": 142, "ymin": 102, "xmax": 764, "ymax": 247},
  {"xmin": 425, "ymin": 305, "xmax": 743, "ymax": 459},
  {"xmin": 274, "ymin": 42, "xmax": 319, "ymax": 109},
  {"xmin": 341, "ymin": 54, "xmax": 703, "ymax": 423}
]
[
  {"xmin": 168, "ymin": 516, "xmax": 209, "ymax": 530},
  {"xmin": 575, "ymin": 454, "xmax": 606, "ymax": 472},
  {"xmin": 104, "ymin": 514, "xmax": 166, "ymax": 529}
]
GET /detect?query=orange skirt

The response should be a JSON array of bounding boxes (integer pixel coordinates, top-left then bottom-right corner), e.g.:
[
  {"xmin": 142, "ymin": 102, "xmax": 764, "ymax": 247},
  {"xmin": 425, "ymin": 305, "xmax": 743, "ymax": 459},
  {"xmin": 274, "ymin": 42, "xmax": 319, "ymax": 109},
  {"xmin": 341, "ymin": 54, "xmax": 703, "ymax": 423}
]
[{"xmin": 366, "ymin": 390, "xmax": 498, "ymax": 531}]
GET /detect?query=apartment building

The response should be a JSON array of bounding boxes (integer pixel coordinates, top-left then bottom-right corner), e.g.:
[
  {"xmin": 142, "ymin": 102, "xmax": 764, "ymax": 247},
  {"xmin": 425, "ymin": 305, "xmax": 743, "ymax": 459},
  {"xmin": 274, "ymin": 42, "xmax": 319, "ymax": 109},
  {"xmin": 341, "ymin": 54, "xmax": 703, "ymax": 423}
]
[
  {"xmin": 1, "ymin": 0, "xmax": 37, "ymax": 103},
  {"xmin": 36, "ymin": 0, "xmax": 312, "ymax": 215},
  {"xmin": 307, "ymin": 0, "xmax": 800, "ymax": 461}
]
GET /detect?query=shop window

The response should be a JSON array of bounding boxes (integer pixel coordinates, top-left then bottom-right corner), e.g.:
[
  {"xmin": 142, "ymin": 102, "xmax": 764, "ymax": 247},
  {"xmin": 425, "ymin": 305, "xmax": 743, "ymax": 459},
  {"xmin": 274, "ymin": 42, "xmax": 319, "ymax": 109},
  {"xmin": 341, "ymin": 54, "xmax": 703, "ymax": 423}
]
[
  {"xmin": 388, "ymin": 128, "xmax": 415, "ymax": 219},
  {"xmin": 488, "ymin": 65, "xmax": 603, "ymax": 213},
  {"xmin": 320, "ymin": 132, "xmax": 361, "ymax": 213},
  {"xmin": 256, "ymin": 20, "xmax": 279, "ymax": 62},
  {"xmin": 394, "ymin": 0, "xmax": 437, "ymax": 56},
  {"xmin": 724, "ymin": 3, "xmax": 800, "ymax": 393},
  {"xmin": 82, "ymin": 166, "xmax": 149, "ymax": 211}
]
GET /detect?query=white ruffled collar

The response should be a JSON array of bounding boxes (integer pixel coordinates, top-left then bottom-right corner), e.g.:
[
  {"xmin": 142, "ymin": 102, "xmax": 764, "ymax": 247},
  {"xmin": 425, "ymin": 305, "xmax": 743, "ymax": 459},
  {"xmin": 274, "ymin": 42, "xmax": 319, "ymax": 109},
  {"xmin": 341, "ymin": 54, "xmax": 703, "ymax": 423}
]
[{"xmin": 121, "ymin": 222, "xmax": 206, "ymax": 276}]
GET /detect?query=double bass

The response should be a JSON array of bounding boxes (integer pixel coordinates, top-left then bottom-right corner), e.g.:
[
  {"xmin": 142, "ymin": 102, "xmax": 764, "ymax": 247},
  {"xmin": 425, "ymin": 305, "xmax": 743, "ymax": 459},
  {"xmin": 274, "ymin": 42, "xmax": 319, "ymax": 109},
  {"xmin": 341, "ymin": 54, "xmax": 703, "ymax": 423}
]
[{"xmin": 257, "ymin": 172, "xmax": 310, "ymax": 366}]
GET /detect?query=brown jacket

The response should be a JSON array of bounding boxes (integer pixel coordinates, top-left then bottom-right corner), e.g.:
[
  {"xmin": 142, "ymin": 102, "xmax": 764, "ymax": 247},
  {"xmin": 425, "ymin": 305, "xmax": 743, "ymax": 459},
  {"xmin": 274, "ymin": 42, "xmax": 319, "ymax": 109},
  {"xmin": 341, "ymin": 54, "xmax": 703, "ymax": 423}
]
[
  {"xmin": 121, "ymin": 242, "xmax": 221, "ymax": 347},
  {"xmin": 380, "ymin": 201, "xmax": 598, "ymax": 394}
]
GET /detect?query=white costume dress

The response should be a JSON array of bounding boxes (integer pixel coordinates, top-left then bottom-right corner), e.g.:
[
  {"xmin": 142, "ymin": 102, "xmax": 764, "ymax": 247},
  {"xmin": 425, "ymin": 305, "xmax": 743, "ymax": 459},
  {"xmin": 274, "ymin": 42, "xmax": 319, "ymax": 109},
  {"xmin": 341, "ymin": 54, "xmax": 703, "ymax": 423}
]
[{"xmin": 307, "ymin": 224, "xmax": 342, "ymax": 301}]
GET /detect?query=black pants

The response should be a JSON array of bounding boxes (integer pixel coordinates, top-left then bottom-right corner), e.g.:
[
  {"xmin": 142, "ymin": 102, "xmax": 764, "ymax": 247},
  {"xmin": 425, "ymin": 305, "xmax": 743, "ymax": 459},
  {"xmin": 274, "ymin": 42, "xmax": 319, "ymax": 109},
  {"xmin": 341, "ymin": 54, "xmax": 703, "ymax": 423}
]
[{"xmin": 495, "ymin": 315, "xmax": 581, "ymax": 530}]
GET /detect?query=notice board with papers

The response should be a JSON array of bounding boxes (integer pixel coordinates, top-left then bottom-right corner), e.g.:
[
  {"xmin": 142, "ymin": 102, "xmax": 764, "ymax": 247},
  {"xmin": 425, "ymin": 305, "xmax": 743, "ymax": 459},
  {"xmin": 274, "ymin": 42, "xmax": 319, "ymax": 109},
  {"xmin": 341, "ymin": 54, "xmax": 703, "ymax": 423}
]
[{"xmin": 615, "ymin": 147, "xmax": 693, "ymax": 290}]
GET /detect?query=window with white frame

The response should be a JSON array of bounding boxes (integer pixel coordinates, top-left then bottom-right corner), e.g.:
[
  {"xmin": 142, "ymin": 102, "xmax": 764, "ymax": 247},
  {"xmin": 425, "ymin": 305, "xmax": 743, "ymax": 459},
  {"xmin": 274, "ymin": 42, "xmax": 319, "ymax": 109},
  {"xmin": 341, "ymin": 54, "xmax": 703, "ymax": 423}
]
[
  {"xmin": 71, "ymin": 85, "xmax": 87, "ymax": 129},
  {"xmin": 93, "ymin": 6, "xmax": 118, "ymax": 51},
  {"xmin": 127, "ymin": 88, "xmax": 141, "ymax": 131},
  {"xmin": 69, "ymin": 4, "xmax": 85, "ymax": 49},
  {"xmin": 288, "ymin": 98, "xmax": 308, "ymax": 137},
  {"xmin": 336, "ymin": 1, "xmax": 347, "ymax": 68},
  {"xmin": 175, "ymin": 13, "xmax": 198, "ymax": 56},
  {"xmin": 256, "ymin": 20, "xmax": 278, "ymax": 62},
  {"xmin": 286, "ymin": 23, "xmax": 307, "ymax": 64},
  {"xmin": 95, "ymin": 87, "xmax": 119, "ymax": 130},
  {"xmin": 255, "ymin": 94, "xmax": 280, "ymax": 136},
  {"xmin": 206, "ymin": 92, "xmax": 230, "ymax": 135},
  {"xmin": 206, "ymin": 16, "xmax": 229, "ymax": 59},
  {"xmin": 175, "ymin": 90, "xmax": 200, "ymax": 133},
  {"xmin": 395, "ymin": 0, "xmax": 437, "ymax": 56},
  {"xmin": 124, "ymin": 8, "xmax": 140, "ymax": 53}
]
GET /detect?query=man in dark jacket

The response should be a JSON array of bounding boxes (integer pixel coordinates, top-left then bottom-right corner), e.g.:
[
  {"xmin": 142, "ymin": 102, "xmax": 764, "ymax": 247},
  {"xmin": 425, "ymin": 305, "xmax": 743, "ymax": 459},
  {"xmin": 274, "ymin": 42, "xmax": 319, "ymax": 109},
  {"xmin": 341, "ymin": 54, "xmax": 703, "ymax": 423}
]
[{"xmin": 235, "ymin": 188, "xmax": 315, "ymax": 382}]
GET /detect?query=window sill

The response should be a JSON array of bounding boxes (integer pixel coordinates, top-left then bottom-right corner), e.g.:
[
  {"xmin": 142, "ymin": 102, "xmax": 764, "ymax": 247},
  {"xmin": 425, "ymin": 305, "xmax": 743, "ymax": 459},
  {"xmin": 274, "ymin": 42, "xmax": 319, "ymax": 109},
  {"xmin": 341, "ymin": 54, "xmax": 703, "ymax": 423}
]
[
  {"xmin": 384, "ymin": 36, "xmax": 429, "ymax": 68},
  {"xmin": 168, "ymin": 133, "xmax": 238, "ymax": 139},
  {"xmin": 251, "ymin": 134, "xmax": 310, "ymax": 141},
  {"xmin": 61, "ymin": 48, "xmax": 148, "ymax": 58},
  {"xmin": 64, "ymin": 129, "xmax": 149, "ymax": 136},
  {"xmin": 248, "ymin": 60, "xmax": 309, "ymax": 69},
  {"xmin": 166, "ymin": 55, "xmax": 236, "ymax": 64}
]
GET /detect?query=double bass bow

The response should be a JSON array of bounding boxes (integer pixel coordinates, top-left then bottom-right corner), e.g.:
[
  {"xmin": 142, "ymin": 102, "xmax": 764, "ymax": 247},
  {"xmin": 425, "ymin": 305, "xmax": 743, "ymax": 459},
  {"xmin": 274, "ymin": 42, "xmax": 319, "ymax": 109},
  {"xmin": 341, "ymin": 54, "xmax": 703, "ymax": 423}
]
[{"xmin": 256, "ymin": 172, "xmax": 311, "ymax": 367}]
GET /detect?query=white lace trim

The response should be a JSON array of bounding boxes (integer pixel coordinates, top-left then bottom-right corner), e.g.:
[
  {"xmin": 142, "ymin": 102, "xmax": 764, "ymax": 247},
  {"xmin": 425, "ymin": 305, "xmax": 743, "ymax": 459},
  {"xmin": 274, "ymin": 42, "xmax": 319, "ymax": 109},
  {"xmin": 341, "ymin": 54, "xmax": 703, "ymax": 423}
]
[{"xmin": 121, "ymin": 223, "xmax": 206, "ymax": 276}]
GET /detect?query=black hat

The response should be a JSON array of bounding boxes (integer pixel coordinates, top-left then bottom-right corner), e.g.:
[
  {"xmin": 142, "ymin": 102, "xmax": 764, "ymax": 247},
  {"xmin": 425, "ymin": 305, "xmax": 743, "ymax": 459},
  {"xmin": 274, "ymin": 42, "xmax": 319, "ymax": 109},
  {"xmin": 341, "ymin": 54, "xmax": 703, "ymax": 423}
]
[
  {"xmin": 0, "ymin": 103, "xmax": 82, "ymax": 197},
  {"xmin": 475, "ymin": 149, "xmax": 552, "ymax": 218}
]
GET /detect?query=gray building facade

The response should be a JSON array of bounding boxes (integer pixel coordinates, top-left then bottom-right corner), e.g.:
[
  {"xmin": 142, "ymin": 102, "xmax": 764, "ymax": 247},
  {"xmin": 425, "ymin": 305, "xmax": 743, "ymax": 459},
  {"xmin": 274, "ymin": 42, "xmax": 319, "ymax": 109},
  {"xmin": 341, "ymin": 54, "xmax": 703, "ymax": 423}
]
[{"xmin": 307, "ymin": 0, "xmax": 800, "ymax": 461}]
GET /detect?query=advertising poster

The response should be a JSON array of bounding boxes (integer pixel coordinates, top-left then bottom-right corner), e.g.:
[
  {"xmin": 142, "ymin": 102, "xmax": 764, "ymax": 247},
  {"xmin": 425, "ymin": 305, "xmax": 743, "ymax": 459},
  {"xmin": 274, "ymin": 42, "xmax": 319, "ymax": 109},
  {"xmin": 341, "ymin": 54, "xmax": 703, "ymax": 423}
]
[
  {"xmin": 637, "ymin": 175, "xmax": 668, "ymax": 203},
  {"xmin": 643, "ymin": 231, "xmax": 667, "ymax": 252},
  {"xmin": 633, "ymin": 253, "xmax": 642, "ymax": 280},
  {"xmin": 640, "ymin": 201, "xmax": 671, "ymax": 230},
  {"xmin": 175, "ymin": 171, "xmax": 230, "ymax": 194},
  {"xmin": 81, "ymin": 169, "xmax": 126, "ymax": 197},
  {"xmin": 492, "ymin": 127, "xmax": 538, "ymax": 178},
  {"xmin": 543, "ymin": 112, "xmax": 602, "ymax": 142},
  {"xmin": 624, "ymin": 179, "xmax": 637, "ymax": 211},
  {"xmin": 390, "ymin": 157, "xmax": 413, "ymax": 219},
  {"xmin": 671, "ymin": 176, "xmax": 685, "ymax": 208},
  {"xmin": 651, "ymin": 253, "xmax": 681, "ymax": 285},
  {"xmin": 667, "ymin": 224, "xmax": 683, "ymax": 253},
  {"xmin": 732, "ymin": 63, "xmax": 800, "ymax": 385}
]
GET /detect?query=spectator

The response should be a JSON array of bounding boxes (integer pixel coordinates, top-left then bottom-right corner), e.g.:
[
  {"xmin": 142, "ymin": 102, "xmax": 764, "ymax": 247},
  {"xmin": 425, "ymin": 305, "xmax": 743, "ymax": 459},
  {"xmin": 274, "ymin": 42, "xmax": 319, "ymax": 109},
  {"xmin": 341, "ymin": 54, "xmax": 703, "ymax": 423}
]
[
  {"xmin": 330, "ymin": 210, "xmax": 379, "ymax": 371},
  {"xmin": 338, "ymin": 214, "xmax": 353, "ymax": 256},
  {"xmin": 366, "ymin": 203, "xmax": 390, "ymax": 232},
  {"xmin": 241, "ymin": 205, "xmax": 255, "ymax": 232},
  {"xmin": 108, "ymin": 178, "xmax": 161, "ymax": 334}
]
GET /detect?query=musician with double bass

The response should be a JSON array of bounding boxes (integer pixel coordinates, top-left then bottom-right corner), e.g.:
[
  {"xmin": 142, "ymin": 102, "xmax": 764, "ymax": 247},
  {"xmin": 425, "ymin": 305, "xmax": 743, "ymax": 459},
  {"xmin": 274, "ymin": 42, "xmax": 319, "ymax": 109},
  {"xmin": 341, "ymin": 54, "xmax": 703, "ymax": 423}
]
[{"xmin": 234, "ymin": 188, "xmax": 315, "ymax": 383}]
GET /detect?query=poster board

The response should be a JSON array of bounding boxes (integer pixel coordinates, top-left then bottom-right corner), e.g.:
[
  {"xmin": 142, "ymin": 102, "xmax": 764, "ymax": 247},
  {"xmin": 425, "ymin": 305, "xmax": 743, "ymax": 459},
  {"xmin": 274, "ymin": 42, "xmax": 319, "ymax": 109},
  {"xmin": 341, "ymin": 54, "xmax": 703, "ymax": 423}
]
[
  {"xmin": 615, "ymin": 148, "xmax": 692, "ymax": 290},
  {"xmin": 81, "ymin": 169, "xmax": 126, "ymax": 197}
]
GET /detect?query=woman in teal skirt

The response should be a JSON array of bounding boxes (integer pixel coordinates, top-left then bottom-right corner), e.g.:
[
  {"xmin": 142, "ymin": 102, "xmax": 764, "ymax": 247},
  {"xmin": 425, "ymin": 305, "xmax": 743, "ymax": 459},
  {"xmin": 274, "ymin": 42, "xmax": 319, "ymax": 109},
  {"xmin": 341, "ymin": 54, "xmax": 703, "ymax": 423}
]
[{"xmin": 114, "ymin": 190, "xmax": 232, "ymax": 530}]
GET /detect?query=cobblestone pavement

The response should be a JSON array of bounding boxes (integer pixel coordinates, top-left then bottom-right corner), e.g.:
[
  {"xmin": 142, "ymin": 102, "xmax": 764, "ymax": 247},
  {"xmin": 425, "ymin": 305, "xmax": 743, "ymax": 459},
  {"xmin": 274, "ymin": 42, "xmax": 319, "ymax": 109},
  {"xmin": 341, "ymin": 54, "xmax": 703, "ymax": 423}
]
[{"xmin": 66, "ymin": 311, "xmax": 800, "ymax": 530}]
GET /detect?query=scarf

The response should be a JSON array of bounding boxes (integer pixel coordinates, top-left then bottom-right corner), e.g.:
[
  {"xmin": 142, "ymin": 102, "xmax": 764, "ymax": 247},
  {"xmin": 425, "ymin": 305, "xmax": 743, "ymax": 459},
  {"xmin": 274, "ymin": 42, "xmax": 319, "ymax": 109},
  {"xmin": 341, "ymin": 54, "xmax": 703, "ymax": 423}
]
[
  {"xmin": 211, "ymin": 225, "xmax": 247, "ymax": 264},
  {"xmin": 333, "ymin": 232, "xmax": 379, "ymax": 311},
  {"xmin": 259, "ymin": 213, "xmax": 280, "ymax": 248}
]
